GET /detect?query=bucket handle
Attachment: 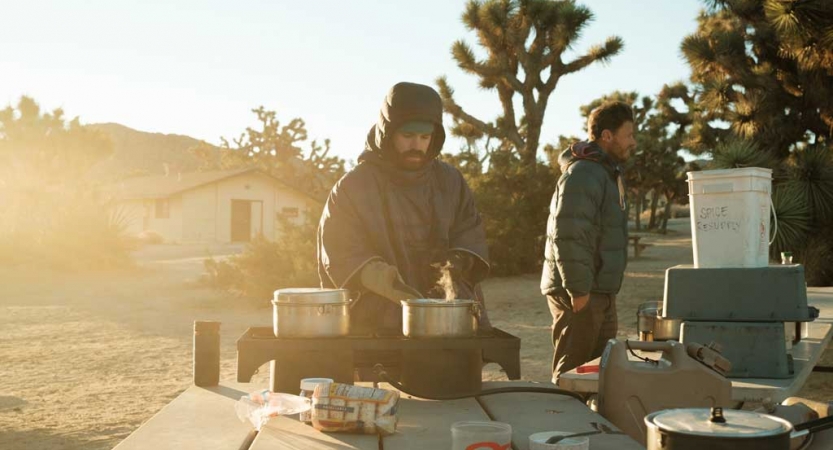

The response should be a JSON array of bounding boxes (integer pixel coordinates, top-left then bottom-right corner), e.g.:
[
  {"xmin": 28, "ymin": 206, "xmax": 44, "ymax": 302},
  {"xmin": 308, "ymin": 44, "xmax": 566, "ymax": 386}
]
[{"xmin": 769, "ymin": 194, "xmax": 778, "ymax": 246}]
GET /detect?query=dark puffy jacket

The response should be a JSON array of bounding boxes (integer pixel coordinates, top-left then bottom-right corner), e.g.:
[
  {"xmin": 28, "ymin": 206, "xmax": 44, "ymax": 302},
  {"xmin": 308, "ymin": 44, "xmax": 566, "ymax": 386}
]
[{"xmin": 540, "ymin": 141, "xmax": 628, "ymax": 298}]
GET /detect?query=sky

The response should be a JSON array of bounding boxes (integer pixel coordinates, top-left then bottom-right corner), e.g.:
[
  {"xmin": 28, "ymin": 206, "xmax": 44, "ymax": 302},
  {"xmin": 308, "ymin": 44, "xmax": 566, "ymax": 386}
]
[{"xmin": 0, "ymin": 0, "xmax": 704, "ymax": 164}]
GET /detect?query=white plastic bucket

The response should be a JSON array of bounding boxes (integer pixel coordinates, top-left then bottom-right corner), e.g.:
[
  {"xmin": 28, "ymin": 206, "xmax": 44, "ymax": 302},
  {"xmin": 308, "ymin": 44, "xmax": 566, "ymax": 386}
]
[{"xmin": 687, "ymin": 167, "xmax": 774, "ymax": 268}]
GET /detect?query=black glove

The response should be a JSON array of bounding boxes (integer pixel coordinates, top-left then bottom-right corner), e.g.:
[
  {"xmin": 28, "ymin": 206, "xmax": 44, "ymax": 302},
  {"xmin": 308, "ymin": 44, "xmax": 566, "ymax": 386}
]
[
  {"xmin": 447, "ymin": 251, "xmax": 475, "ymax": 275},
  {"xmin": 427, "ymin": 251, "xmax": 475, "ymax": 300}
]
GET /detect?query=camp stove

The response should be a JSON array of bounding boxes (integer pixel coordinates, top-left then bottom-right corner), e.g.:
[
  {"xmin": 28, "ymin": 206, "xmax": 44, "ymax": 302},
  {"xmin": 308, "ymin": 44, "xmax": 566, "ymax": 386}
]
[
  {"xmin": 236, "ymin": 327, "xmax": 520, "ymax": 396},
  {"xmin": 662, "ymin": 264, "xmax": 818, "ymax": 379}
]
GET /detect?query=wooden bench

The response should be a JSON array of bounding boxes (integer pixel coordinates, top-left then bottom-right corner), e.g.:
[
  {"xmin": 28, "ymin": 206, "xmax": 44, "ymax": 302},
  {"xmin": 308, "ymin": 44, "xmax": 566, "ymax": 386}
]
[{"xmin": 628, "ymin": 235, "xmax": 653, "ymax": 258}]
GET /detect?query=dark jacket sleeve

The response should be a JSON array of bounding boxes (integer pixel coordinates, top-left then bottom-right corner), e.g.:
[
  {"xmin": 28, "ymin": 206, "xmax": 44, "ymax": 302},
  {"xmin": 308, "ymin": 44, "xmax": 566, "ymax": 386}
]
[
  {"xmin": 317, "ymin": 180, "xmax": 382, "ymax": 289},
  {"xmin": 552, "ymin": 162, "xmax": 605, "ymax": 298},
  {"xmin": 447, "ymin": 168, "xmax": 489, "ymax": 284}
]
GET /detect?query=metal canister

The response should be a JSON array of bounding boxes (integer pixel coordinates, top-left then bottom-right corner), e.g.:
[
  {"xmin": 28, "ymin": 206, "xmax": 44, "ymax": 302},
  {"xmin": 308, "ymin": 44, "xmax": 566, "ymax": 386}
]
[
  {"xmin": 637, "ymin": 301, "xmax": 682, "ymax": 341},
  {"xmin": 193, "ymin": 321, "xmax": 220, "ymax": 387}
]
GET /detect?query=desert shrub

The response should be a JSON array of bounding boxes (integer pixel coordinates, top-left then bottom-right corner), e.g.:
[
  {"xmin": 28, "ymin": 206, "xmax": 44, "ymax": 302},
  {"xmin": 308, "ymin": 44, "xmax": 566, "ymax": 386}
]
[
  {"xmin": 0, "ymin": 187, "xmax": 135, "ymax": 270},
  {"xmin": 202, "ymin": 216, "xmax": 320, "ymax": 302},
  {"xmin": 462, "ymin": 152, "xmax": 559, "ymax": 276}
]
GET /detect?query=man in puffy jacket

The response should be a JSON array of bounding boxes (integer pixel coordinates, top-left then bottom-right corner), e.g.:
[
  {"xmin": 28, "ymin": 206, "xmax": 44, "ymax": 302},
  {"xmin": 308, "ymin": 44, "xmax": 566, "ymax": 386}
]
[
  {"xmin": 317, "ymin": 82, "xmax": 490, "ymax": 336},
  {"xmin": 541, "ymin": 101, "xmax": 636, "ymax": 382}
]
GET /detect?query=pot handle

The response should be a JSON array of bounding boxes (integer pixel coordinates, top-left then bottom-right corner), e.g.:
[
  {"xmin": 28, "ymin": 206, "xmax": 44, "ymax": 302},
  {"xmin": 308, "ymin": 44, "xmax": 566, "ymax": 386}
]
[
  {"xmin": 471, "ymin": 301, "xmax": 482, "ymax": 319},
  {"xmin": 348, "ymin": 291, "xmax": 362, "ymax": 309},
  {"xmin": 791, "ymin": 414, "xmax": 833, "ymax": 439}
]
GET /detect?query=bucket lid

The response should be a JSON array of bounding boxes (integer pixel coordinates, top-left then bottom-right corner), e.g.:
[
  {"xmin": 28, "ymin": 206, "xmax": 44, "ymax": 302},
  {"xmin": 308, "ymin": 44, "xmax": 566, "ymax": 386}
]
[
  {"xmin": 686, "ymin": 167, "xmax": 772, "ymax": 181},
  {"xmin": 651, "ymin": 408, "xmax": 791, "ymax": 438},
  {"xmin": 300, "ymin": 377, "xmax": 333, "ymax": 390},
  {"xmin": 273, "ymin": 288, "xmax": 349, "ymax": 304}
]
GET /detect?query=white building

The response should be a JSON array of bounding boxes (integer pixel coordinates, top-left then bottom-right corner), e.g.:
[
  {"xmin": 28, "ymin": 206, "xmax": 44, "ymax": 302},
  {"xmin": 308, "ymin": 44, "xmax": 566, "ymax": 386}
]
[{"xmin": 110, "ymin": 168, "xmax": 321, "ymax": 243}]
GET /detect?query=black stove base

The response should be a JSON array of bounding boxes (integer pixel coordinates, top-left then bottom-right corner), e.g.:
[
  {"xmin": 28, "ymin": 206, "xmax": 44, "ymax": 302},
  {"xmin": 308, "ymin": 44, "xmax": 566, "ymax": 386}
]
[{"xmin": 236, "ymin": 327, "xmax": 521, "ymax": 396}]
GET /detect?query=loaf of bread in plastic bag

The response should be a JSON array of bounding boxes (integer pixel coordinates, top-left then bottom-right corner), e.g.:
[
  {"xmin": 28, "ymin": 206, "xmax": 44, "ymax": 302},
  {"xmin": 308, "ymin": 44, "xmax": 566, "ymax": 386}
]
[{"xmin": 311, "ymin": 382, "xmax": 399, "ymax": 435}]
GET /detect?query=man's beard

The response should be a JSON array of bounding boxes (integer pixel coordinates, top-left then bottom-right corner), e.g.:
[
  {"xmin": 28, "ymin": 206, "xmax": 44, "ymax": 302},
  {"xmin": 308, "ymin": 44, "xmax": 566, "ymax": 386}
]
[
  {"xmin": 396, "ymin": 150, "xmax": 429, "ymax": 170},
  {"xmin": 611, "ymin": 143, "xmax": 632, "ymax": 163}
]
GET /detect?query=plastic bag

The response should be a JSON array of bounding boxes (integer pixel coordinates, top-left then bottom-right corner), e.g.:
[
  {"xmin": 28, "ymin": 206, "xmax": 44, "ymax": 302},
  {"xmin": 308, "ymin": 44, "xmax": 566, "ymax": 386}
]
[
  {"xmin": 312, "ymin": 382, "xmax": 399, "ymax": 435},
  {"xmin": 235, "ymin": 389, "xmax": 311, "ymax": 430}
]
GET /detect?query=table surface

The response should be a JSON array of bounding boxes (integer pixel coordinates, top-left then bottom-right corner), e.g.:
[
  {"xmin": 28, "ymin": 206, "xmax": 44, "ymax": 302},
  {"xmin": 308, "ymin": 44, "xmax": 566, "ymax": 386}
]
[
  {"xmin": 558, "ymin": 288, "xmax": 833, "ymax": 403},
  {"xmin": 115, "ymin": 289, "xmax": 833, "ymax": 449},
  {"xmin": 115, "ymin": 381, "xmax": 644, "ymax": 450},
  {"xmin": 249, "ymin": 381, "xmax": 644, "ymax": 450}
]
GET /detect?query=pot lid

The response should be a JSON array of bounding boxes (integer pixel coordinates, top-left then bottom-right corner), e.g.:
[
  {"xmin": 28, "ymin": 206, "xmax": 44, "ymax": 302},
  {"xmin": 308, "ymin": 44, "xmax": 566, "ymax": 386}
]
[
  {"xmin": 273, "ymin": 288, "xmax": 349, "ymax": 304},
  {"xmin": 652, "ymin": 408, "xmax": 792, "ymax": 438},
  {"xmin": 402, "ymin": 299, "xmax": 475, "ymax": 306}
]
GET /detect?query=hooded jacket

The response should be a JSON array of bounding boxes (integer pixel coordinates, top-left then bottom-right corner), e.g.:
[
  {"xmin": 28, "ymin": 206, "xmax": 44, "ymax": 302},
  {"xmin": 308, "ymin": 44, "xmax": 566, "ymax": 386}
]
[
  {"xmin": 317, "ymin": 82, "xmax": 489, "ymax": 330},
  {"xmin": 540, "ymin": 141, "xmax": 628, "ymax": 299}
]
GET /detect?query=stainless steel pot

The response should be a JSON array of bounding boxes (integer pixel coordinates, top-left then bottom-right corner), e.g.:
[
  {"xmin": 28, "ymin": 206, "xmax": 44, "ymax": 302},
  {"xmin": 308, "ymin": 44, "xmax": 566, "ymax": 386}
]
[
  {"xmin": 645, "ymin": 407, "xmax": 833, "ymax": 450},
  {"xmin": 638, "ymin": 301, "xmax": 682, "ymax": 341},
  {"xmin": 401, "ymin": 299, "xmax": 478, "ymax": 338},
  {"xmin": 272, "ymin": 288, "xmax": 350, "ymax": 337}
]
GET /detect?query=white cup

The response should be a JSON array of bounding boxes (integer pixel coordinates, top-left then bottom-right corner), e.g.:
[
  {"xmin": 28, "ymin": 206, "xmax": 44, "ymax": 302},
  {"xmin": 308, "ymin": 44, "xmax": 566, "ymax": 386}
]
[{"xmin": 451, "ymin": 421, "xmax": 512, "ymax": 450}]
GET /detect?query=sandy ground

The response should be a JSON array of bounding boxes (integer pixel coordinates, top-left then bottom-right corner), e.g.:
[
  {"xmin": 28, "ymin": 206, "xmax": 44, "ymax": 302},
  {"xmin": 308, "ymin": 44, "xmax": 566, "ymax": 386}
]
[{"xmin": 1, "ymin": 217, "xmax": 831, "ymax": 449}]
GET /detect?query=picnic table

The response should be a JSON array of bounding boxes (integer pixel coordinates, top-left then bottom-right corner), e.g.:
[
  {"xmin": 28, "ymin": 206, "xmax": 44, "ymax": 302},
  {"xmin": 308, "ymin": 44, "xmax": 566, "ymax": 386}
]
[
  {"xmin": 115, "ymin": 287, "xmax": 833, "ymax": 449},
  {"xmin": 115, "ymin": 381, "xmax": 644, "ymax": 450},
  {"xmin": 559, "ymin": 287, "xmax": 833, "ymax": 404}
]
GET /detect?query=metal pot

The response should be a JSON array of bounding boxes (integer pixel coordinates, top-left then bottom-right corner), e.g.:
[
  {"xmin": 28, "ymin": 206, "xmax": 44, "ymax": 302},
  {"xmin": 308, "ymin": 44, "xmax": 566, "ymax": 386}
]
[
  {"xmin": 645, "ymin": 407, "xmax": 833, "ymax": 450},
  {"xmin": 401, "ymin": 299, "xmax": 479, "ymax": 338},
  {"xmin": 638, "ymin": 301, "xmax": 682, "ymax": 341},
  {"xmin": 272, "ymin": 288, "xmax": 350, "ymax": 337}
]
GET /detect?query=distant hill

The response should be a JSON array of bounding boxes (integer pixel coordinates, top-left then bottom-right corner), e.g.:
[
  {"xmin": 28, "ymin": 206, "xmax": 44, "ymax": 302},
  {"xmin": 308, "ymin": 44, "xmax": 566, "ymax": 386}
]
[{"xmin": 86, "ymin": 123, "xmax": 219, "ymax": 180}]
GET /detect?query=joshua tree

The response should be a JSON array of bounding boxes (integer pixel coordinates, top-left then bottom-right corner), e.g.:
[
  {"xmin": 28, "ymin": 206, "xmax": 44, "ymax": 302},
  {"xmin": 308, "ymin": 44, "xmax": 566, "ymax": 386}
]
[{"xmin": 437, "ymin": 0, "xmax": 623, "ymax": 168}]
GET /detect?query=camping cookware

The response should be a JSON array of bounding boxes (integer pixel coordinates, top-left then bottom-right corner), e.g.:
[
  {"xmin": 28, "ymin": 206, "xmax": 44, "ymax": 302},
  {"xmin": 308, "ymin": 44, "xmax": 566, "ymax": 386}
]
[
  {"xmin": 645, "ymin": 406, "xmax": 833, "ymax": 450},
  {"xmin": 637, "ymin": 301, "xmax": 682, "ymax": 341},
  {"xmin": 272, "ymin": 288, "xmax": 351, "ymax": 337},
  {"xmin": 401, "ymin": 299, "xmax": 479, "ymax": 337}
]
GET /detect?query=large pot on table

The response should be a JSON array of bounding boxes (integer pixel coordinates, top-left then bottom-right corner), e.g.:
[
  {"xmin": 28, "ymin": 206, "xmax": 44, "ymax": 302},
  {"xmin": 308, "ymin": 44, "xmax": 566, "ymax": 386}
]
[
  {"xmin": 272, "ymin": 288, "xmax": 351, "ymax": 337},
  {"xmin": 401, "ymin": 299, "xmax": 479, "ymax": 338},
  {"xmin": 645, "ymin": 407, "xmax": 833, "ymax": 450}
]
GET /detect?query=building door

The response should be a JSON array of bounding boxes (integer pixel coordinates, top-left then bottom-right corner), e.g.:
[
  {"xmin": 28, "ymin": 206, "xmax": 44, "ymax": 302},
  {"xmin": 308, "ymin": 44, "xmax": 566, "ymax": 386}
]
[
  {"xmin": 250, "ymin": 201, "xmax": 263, "ymax": 239},
  {"xmin": 230, "ymin": 200, "xmax": 252, "ymax": 242}
]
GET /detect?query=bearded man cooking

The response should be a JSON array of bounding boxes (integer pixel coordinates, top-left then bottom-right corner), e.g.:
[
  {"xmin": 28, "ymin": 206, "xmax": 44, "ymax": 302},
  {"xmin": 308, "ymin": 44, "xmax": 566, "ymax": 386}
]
[{"xmin": 317, "ymin": 81, "xmax": 490, "ymax": 336}]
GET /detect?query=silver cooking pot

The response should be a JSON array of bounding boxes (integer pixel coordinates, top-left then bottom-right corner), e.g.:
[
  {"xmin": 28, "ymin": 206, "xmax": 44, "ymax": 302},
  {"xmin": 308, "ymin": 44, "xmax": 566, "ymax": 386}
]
[
  {"xmin": 645, "ymin": 407, "xmax": 833, "ymax": 450},
  {"xmin": 272, "ymin": 288, "xmax": 351, "ymax": 337},
  {"xmin": 401, "ymin": 299, "xmax": 479, "ymax": 338},
  {"xmin": 638, "ymin": 301, "xmax": 682, "ymax": 341}
]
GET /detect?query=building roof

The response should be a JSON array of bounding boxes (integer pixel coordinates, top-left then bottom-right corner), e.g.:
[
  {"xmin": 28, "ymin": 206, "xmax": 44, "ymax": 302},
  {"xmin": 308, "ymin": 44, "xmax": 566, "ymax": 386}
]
[{"xmin": 108, "ymin": 167, "xmax": 318, "ymax": 202}]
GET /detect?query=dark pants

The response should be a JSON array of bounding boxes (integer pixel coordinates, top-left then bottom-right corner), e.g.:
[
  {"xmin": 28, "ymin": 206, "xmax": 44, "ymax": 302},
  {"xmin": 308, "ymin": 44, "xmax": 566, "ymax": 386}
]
[{"xmin": 547, "ymin": 291, "xmax": 618, "ymax": 382}]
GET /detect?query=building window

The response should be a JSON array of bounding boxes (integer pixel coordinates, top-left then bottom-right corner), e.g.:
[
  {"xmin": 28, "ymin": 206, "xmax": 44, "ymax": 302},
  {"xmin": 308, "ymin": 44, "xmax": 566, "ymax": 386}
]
[
  {"xmin": 280, "ymin": 207, "xmax": 299, "ymax": 218},
  {"xmin": 155, "ymin": 199, "xmax": 170, "ymax": 219}
]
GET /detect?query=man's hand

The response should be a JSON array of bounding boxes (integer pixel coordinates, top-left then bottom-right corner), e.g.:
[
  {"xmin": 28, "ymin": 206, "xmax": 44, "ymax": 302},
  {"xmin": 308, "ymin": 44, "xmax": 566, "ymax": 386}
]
[
  {"xmin": 446, "ymin": 251, "xmax": 475, "ymax": 275},
  {"xmin": 571, "ymin": 294, "xmax": 590, "ymax": 313},
  {"xmin": 360, "ymin": 260, "xmax": 422, "ymax": 304}
]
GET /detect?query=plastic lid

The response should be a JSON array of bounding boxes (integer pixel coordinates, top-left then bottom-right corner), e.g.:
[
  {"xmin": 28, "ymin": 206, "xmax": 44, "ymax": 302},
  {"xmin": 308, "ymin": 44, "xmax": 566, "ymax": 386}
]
[
  {"xmin": 687, "ymin": 167, "xmax": 772, "ymax": 180},
  {"xmin": 529, "ymin": 431, "xmax": 590, "ymax": 450},
  {"xmin": 300, "ymin": 378, "xmax": 333, "ymax": 390},
  {"xmin": 651, "ymin": 408, "xmax": 791, "ymax": 437}
]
